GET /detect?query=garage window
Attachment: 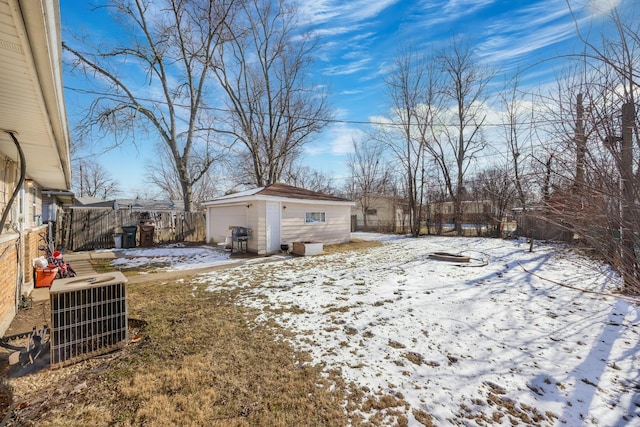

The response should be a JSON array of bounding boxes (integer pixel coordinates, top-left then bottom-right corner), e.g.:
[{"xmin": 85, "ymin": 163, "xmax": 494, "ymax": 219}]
[{"xmin": 305, "ymin": 212, "xmax": 326, "ymax": 223}]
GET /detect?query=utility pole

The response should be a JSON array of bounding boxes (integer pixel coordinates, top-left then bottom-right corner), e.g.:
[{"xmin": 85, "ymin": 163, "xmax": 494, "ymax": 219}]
[
  {"xmin": 79, "ymin": 163, "xmax": 84, "ymax": 197},
  {"xmin": 620, "ymin": 102, "xmax": 637, "ymax": 293}
]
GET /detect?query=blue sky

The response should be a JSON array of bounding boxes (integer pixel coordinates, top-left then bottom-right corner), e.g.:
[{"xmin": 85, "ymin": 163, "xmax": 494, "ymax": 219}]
[{"xmin": 60, "ymin": 0, "xmax": 622, "ymax": 197}]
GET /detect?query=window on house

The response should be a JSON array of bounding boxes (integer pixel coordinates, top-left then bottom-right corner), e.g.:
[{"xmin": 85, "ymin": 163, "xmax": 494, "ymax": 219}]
[
  {"xmin": 365, "ymin": 208, "xmax": 377, "ymax": 216},
  {"xmin": 305, "ymin": 212, "xmax": 326, "ymax": 223}
]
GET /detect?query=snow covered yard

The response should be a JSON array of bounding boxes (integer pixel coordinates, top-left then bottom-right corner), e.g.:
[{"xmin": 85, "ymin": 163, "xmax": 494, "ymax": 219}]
[
  {"xmin": 197, "ymin": 235, "xmax": 640, "ymax": 426},
  {"xmin": 109, "ymin": 243, "xmax": 236, "ymax": 271}
]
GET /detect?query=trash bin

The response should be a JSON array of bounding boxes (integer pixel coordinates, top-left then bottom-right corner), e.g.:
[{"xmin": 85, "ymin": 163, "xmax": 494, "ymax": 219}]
[
  {"xmin": 114, "ymin": 233, "xmax": 123, "ymax": 249},
  {"xmin": 139, "ymin": 225, "xmax": 155, "ymax": 247},
  {"xmin": 122, "ymin": 226, "xmax": 138, "ymax": 248}
]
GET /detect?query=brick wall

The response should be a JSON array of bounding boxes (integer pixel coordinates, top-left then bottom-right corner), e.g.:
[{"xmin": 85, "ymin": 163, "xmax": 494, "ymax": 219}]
[
  {"xmin": 23, "ymin": 226, "xmax": 46, "ymax": 284},
  {"xmin": 0, "ymin": 226, "xmax": 47, "ymax": 335},
  {"xmin": 0, "ymin": 237, "xmax": 18, "ymax": 335}
]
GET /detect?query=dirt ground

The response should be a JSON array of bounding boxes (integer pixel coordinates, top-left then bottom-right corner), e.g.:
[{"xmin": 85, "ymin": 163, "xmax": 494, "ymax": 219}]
[{"xmin": 0, "ymin": 298, "xmax": 51, "ymax": 422}]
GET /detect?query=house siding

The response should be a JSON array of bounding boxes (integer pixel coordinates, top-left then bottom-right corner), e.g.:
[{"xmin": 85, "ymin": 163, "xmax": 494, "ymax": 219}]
[
  {"xmin": 281, "ymin": 203, "xmax": 351, "ymax": 246},
  {"xmin": 207, "ymin": 205, "xmax": 249, "ymax": 244},
  {"xmin": 355, "ymin": 195, "xmax": 408, "ymax": 232},
  {"xmin": 204, "ymin": 184, "xmax": 354, "ymax": 255},
  {"xmin": 247, "ymin": 201, "xmax": 263, "ymax": 253}
]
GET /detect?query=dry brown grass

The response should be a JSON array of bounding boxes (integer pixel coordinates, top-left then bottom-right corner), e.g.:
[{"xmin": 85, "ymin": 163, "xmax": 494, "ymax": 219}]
[
  {"xmin": 323, "ymin": 239, "xmax": 384, "ymax": 254},
  {"xmin": 89, "ymin": 258, "xmax": 146, "ymax": 276},
  {"xmin": 452, "ymin": 383, "xmax": 559, "ymax": 427},
  {"xmin": 7, "ymin": 277, "xmax": 351, "ymax": 426}
]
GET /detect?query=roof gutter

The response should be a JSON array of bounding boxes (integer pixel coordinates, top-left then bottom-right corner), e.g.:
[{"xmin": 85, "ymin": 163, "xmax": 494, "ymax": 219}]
[{"xmin": 18, "ymin": 0, "xmax": 72, "ymax": 190}]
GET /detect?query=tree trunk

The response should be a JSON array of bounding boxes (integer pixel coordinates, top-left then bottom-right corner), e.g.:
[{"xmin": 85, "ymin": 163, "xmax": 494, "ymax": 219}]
[{"xmin": 620, "ymin": 102, "xmax": 638, "ymax": 294}]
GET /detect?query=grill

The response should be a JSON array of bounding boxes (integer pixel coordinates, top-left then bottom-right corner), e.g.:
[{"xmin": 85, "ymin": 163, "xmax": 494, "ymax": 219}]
[
  {"xmin": 49, "ymin": 272, "xmax": 128, "ymax": 368},
  {"xmin": 231, "ymin": 226, "xmax": 249, "ymax": 253}
]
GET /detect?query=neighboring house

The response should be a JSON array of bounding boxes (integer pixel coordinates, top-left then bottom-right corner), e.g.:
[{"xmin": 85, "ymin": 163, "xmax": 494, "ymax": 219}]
[
  {"xmin": 204, "ymin": 183, "xmax": 354, "ymax": 255},
  {"xmin": 427, "ymin": 200, "xmax": 516, "ymax": 235},
  {"xmin": 428, "ymin": 200, "xmax": 496, "ymax": 225},
  {"xmin": 353, "ymin": 193, "xmax": 409, "ymax": 233},
  {"xmin": 0, "ymin": 0, "xmax": 72, "ymax": 334},
  {"xmin": 71, "ymin": 197, "xmax": 182, "ymax": 213}
]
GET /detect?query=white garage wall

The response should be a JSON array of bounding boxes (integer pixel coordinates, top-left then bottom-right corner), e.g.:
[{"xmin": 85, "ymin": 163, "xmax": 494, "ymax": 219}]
[
  {"xmin": 207, "ymin": 205, "xmax": 249, "ymax": 244},
  {"xmin": 281, "ymin": 202, "xmax": 351, "ymax": 246}
]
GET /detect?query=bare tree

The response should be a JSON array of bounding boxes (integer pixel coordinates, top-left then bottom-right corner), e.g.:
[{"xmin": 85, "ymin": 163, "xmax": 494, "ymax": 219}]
[
  {"xmin": 548, "ymin": 1, "xmax": 640, "ymax": 293},
  {"xmin": 64, "ymin": 0, "xmax": 237, "ymax": 211},
  {"xmin": 499, "ymin": 77, "xmax": 534, "ymax": 211},
  {"xmin": 379, "ymin": 46, "xmax": 440, "ymax": 236},
  {"xmin": 430, "ymin": 38, "xmax": 493, "ymax": 236},
  {"xmin": 73, "ymin": 159, "xmax": 119, "ymax": 199},
  {"xmin": 211, "ymin": 0, "xmax": 332, "ymax": 187},
  {"xmin": 346, "ymin": 138, "xmax": 392, "ymax": 230},
  {"xmin": 281, "ymin": 165, "xmax": 337, "ymax": 195},
  {"xmin": 145, "ymin": 141, "xmax": 221, "ymax": 207},
  {"xmin": 469, "ymin": 167, "xmax": 515, "ymax": 237}
]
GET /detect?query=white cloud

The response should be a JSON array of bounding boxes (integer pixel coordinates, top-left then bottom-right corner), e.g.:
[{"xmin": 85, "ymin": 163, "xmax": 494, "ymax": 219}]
[
  {"xmin": 323, "ymin": 57, "xmax": 373, "ymax": 76},
  {"xmin": 339, "ymin": 89, "xmax": 364, "ymax": 95},
  {"xmin": 305, "ymin": 123, "xmax": 365, "ymax": 156},
  {"xmin": 414, "ymin": 0, "xmax": 496, "ymax": 27},
  {"xmin": 297, "ymin": 0, "xmax": 400, "ymax": 26},
  {"xmin": 330, "ymin": 125, "xmax": 365, "ymax": 154},
  {"xmin": 476, "ymin": 3, "xmax": 577, "ymax": 65}
]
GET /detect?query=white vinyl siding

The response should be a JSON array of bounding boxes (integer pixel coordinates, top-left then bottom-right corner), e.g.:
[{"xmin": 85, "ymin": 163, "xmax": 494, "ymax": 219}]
[
  {"xmin": 206, "ymin": 198, "xmax": 353, "ymax": 254},
  {"xmin": 282, "ymin": 203, "xmax": 350, "ymax": 245},
  {"xmin": 207, "ymin": 205, "xmax": 248, "ymax": 244}
]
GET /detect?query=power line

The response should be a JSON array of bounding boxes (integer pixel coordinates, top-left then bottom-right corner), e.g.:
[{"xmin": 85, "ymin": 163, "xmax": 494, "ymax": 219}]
[{"xmin": 64, "ymin": 85, "xmax": 584, "ymax": 129}]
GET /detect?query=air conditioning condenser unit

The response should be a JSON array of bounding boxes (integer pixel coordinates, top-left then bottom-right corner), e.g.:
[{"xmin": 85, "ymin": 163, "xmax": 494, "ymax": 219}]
[{"xmin": 49, "ymin": 272, "xmax": 128, "ymax": 368}]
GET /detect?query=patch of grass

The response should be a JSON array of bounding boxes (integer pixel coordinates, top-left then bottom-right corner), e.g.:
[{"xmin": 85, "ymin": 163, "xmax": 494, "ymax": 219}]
[
  {"xmin": 323, "ymin": 240, "xmax": 384, "ymax": 254},
  {"xmin": 362, "ymin": 394, "xmax": 405, "ymax": 411},
  {"xmin": 454, "ymin": 386, "xmax": 558, "ymax": 427},
  {"xmin": 324, "ymin": 305, "xmax": 351, "ymax": 314},
  {"xmin": 89, "ymin": 259, "xmax": 149, "ymax": 276},
  {"xmin": 403, "ymin": 351, "xmax": 425, "ymax": 365},
  {"xmin": 88, "ymin": 259, "xmax": 117, "ymax": 273},
  {"xmin": 362, "ymin": 330, "xmax": 374, "ymax": 338},
  {"xmin": 361, "ymin": 394, "xmax": 409, "ymax": 426},
  {"xmin": 412, "ymin": 408, "xmax": 435, "ymax": 426},
  {"xmin": 388, "ymin": 340, "xmax": 406, "ymax": 349},
  {"xmin": 272, "ymin": 305, "xmax": 307, "ymax": 315},
  {"xmin": 8, "ymin": 277, "xmax": 351, "ymax": 426}
]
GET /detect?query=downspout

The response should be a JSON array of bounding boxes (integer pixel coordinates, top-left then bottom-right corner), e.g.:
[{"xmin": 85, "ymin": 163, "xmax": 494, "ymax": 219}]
[
  {"xmin": 0, "ymin": 131, "xmax": 26, "ymax": 235},
  {"xmin": 0, "ymin": 131, "xmax": 27, "ymax": 313}
]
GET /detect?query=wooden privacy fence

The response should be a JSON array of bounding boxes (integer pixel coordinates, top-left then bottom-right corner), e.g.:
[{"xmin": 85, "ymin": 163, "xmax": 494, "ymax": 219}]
[{"xmin": 55, "ymin": 209, "xmax": 206, "ymax": 251}]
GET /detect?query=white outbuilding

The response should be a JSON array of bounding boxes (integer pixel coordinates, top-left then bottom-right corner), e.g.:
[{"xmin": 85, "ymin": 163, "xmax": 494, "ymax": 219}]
[{"xmin": 203, "ymin": 183, "xmax": 354, "ymax": 255}]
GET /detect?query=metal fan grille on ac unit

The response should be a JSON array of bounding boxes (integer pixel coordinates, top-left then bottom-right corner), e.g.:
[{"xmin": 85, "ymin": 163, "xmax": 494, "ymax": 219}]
[{"xmin": 49, "ymin": 272, "xmax": 128, "ymax": 368}]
